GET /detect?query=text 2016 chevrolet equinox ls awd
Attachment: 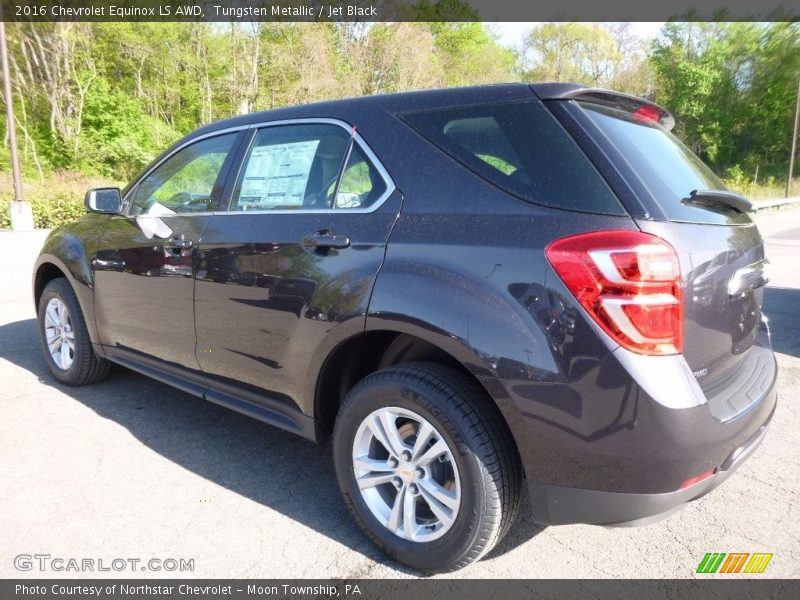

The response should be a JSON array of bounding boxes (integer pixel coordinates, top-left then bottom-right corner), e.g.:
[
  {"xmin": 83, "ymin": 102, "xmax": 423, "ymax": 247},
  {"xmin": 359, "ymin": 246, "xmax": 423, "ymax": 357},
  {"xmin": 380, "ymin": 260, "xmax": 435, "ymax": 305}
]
[{"xmin": 34, "ymin": 83, "xmax": 777, "ymax": 572}]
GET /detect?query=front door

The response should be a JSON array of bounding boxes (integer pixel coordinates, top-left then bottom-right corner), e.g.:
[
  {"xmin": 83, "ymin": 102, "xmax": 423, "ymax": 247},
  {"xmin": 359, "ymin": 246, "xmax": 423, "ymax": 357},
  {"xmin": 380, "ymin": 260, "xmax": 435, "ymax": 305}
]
[
  {"xmin": 93, "ymin": 131, "xmax": 242, "ymax": 375},
  {"xmin": 194, "ymin": 121, "xmax": 400, "ymax": 412}
]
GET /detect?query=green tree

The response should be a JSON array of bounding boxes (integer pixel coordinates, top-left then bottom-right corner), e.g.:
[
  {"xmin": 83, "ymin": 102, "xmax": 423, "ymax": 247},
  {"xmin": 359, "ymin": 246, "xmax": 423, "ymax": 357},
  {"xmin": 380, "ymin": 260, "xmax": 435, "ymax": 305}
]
[
  {"xmin": 428, "ymin": 23, "xmax": 516, "ymax": 86},
  {"xmin": 649, "ymin": 22, "xmax": 800, "ymax": 178},
  {"xmin": 3, "ymin": 20, "xmax": 798, "ymax": 202}
]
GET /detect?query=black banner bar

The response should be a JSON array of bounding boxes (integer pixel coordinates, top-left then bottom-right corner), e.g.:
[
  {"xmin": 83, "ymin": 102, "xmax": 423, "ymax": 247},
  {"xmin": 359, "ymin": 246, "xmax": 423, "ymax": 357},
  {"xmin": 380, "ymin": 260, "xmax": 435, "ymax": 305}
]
[
  {"xmin": 2, "ymin": 580, "xmax": 794, "ymax": 600},
  {"xmin": 2, "ymin": 0, "xmax": 799, "ymax": 23}
]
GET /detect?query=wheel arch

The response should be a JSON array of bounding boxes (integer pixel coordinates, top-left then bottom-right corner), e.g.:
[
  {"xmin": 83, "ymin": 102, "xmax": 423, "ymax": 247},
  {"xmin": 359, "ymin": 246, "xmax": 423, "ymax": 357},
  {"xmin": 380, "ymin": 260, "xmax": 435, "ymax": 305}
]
[
  {"xmin": 33, "ymin": 253, "xmax": 102, "ymax": 348},
  {"xmin": 34, "ymin": 261, "xmax": 69, "ymax": 309},
  {"xmin": 313, "ymin": 324, "xmax": 519, "ymax": 445}
]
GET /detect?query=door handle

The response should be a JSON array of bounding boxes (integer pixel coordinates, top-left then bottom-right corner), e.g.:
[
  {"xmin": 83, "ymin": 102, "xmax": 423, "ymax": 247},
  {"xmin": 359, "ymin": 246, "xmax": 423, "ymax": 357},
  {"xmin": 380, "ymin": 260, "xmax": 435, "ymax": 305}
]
[
  {"xmin": 302, "ymin": 232, "xmax": 351, "ymax": 250},
  {"xmin": 92, "ymin": 257, "xmax": 125, "ymax": 271},
  {"xmin": 164, "ymin": 237, "xmax": 193, "ymax": 250}
]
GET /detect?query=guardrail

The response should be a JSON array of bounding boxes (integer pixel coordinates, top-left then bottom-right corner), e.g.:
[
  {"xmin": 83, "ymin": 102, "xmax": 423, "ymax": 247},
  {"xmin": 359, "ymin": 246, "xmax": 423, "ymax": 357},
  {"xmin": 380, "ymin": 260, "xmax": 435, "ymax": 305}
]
[{"xmin": 750, "ymin": 197, "xmax": 800, "ymax": 213}]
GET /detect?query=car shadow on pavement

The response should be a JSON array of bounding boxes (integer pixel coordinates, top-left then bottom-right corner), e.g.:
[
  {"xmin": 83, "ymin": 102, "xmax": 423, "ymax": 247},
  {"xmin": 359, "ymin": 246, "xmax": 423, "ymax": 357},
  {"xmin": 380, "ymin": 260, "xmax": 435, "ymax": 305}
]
[
  {"xmin": 0, "ymin": 317, "xmax": 543, "ymax": 574},
  {"xmin": 763, "ymin": 287, "xmax": 800, "ymax": 358}
]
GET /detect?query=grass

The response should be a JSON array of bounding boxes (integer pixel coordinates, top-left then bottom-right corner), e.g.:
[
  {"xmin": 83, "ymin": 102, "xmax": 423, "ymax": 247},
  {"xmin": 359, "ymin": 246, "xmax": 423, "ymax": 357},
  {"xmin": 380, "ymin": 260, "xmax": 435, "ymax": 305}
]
[
  {"xmin": 721, "ymin": 166, "xmax": 799, "ymax": 202},
  {"xmin": 0, "ymin": 171, "xmax": 119, "ymax": 229},
  {"xmin": 724, "ymin": 180, "xmax": 798, "ymax": 202}
]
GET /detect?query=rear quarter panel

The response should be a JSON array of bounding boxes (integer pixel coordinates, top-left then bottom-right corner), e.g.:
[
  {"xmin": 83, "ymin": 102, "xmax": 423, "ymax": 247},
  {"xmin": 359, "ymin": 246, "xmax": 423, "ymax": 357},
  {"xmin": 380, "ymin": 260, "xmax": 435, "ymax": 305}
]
[{"xmin": 363, "ymin": 117, "xmax": 642, "ymax": 482}]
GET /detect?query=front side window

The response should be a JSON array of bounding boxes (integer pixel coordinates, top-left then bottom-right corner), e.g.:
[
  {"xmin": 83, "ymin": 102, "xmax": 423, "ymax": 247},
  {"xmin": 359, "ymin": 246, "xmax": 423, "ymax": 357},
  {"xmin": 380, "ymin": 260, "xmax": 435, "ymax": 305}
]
[{"xmin": 130, "ymin": 133, "xmax": 238, "ymax": 216}]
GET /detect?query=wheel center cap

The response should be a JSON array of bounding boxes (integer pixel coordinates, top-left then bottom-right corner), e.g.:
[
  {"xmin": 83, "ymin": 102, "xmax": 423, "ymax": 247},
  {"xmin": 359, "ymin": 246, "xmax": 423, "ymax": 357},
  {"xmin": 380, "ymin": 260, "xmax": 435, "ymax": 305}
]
[{"xmin": 397, "ymin": 465, "xmax": 415, "ymax": 482}]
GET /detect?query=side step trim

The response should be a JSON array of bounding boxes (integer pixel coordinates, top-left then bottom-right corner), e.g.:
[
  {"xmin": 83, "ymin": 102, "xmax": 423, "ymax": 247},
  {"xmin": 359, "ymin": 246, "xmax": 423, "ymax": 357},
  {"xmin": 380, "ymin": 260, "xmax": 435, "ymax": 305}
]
[{"xmin": 103, "ymin": 346, "xmax": 317, "ymax": 441}]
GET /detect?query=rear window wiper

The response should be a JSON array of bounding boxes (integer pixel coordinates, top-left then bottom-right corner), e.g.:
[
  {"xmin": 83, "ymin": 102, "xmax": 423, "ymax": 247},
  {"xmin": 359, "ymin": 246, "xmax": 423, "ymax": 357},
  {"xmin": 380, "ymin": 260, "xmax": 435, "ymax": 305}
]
[{"xmin": 681, "ymin": 189, "xmax": 753, "ymax": 214}]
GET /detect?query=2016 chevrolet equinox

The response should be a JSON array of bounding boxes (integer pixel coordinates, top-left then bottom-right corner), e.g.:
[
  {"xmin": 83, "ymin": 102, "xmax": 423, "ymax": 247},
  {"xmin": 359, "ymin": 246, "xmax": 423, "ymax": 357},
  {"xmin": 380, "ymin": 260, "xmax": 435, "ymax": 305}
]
[{"xmin": 34, "ymin": 84, "xmax": 777, "ymax": 572}]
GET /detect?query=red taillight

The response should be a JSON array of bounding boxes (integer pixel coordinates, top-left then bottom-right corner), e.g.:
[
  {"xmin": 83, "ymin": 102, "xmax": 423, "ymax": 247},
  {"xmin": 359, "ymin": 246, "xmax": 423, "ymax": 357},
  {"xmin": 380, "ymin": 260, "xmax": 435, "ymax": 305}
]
[
  {"xmin": 678, "ymin": 469, "xmax": 717, "ymax": 490},
  {"xmin": 634, "ymin": 104, "xmax": 664, "ymax": 124},
  {"xmin": 545, "ymin": 231, "xmax": 683, "ymax": 356}
]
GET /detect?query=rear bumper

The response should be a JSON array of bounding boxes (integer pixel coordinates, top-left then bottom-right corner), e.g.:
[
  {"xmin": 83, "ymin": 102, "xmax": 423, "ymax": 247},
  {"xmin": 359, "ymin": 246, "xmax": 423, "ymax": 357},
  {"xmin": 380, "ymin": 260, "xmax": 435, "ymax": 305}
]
[{"xmin": 527, "ymin": 396, "xmax": 775, "ymax": 526}]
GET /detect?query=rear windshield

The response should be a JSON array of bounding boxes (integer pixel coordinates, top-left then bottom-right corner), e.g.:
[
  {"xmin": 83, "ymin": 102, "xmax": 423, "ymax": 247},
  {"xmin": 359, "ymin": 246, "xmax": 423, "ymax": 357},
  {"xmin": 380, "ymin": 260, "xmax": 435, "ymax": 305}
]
[
  {"xmin": 401, "ymin": 102, "xmax": 625, "ymax": 216},
  {"xmin": 576, "ymin": 102, "xmax": 749, "ymax": 225}
]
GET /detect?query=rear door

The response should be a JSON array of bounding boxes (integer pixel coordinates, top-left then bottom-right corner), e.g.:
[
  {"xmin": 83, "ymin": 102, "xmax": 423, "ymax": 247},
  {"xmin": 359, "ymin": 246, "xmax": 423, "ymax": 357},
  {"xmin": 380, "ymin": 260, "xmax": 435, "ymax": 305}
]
[
  {"xmin": 553, "ymin": 97, "xmax": 774, "ymax": 421},
  {"xmin": 194, "ymin": 120, "xmax": 400, "ymax": 415}
]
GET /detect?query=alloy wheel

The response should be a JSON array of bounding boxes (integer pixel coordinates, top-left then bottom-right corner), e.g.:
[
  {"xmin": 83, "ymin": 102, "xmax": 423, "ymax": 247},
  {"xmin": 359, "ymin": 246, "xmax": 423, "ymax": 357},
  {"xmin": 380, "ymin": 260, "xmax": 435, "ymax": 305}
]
[
  {"xmin": 351, "ymin": 406, "xmax": 461, "ymax": 542},
  {"xmin": 44, "ymin": 297, "xmax": 75, "ymax": 370}
]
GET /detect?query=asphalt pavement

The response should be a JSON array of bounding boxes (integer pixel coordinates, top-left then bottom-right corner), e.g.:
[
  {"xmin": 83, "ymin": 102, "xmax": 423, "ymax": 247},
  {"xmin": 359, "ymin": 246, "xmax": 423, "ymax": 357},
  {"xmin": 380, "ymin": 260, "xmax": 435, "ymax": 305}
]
[{"xmin": 0, "ymin": 210, "xmax": 798, "ymax": 578}]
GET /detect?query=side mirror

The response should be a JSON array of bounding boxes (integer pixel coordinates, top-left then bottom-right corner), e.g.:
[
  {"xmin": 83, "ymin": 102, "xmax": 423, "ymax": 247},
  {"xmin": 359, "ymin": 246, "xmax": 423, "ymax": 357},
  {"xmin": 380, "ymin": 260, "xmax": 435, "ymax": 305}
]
[{"xmin": 85, "ymin": 188, "xmax": 122, "ymax": 214}]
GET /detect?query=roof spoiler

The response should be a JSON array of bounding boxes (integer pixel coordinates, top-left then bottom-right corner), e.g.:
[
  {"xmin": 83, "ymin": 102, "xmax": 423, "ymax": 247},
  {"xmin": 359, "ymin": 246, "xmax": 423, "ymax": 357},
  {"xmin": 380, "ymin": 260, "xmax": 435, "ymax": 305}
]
[{"xmin": 530, "ymin": 83, "xmax": 675, "ymax": 131}]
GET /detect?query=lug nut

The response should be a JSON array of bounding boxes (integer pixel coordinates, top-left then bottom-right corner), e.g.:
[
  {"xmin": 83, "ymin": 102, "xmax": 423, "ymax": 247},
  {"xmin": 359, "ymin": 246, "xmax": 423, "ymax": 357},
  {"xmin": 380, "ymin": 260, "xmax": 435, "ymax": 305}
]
[
  {"xmin": 401, "ymin": 450, "xmax": 412, "ymax": 462},
  {"xmin": 415, "ymin": 467, "xmax": 425, "ymax": 478},
  {"xmin": 388, "ymin": 457, "xmax": 399, "ymax": 468},
  {"xmin": 409, "ymin": 484, "xmax": 419, "ymax": 495},
  {"xmin": 392, "ymin": 477, "xmax": 402, "ymax": 489}
]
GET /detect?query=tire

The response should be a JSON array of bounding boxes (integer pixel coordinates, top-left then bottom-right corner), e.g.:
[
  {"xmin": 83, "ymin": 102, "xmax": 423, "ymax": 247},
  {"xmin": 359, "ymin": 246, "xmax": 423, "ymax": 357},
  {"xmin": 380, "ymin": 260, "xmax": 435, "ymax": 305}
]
[
  {"xmin": 333, "ymin": 362, "xmax": 523, "ymax": 572},
  {"xmin": 37, "ymin": 278, "xmax": 110, "ymax": 386}
]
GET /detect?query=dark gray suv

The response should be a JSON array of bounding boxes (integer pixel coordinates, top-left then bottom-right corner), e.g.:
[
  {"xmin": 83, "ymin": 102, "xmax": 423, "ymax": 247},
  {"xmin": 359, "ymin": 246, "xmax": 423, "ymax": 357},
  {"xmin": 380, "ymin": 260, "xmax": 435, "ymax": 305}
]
[{"xmin": 33, "ymin": 83, "xmax": 777, "ymax": 572}]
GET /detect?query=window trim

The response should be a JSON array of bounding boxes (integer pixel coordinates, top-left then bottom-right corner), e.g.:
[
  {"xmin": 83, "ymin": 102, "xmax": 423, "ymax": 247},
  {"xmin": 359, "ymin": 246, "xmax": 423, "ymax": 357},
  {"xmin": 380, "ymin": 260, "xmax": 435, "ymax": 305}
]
[{"xmin": 123, "ymin": 118, "xmax": 396, "ymax": 217}]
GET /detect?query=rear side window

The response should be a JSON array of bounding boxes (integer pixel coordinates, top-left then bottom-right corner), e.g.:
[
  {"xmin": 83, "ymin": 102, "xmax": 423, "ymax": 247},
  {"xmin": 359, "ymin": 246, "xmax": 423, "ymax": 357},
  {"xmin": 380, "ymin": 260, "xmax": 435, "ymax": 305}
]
[
  {"xmin": 401, "ymin": 102, "xmax": 625, "ymax": 216},
  {"xmin": 576, "ymin": 102, "xmax": 747, "ymax": 225},
  {"xmin": 231, "ymin": 124, "xmax": 350, "ymax": 211},
  {"xmin": 230, "ymin": 123, "xmax": 389, "ymax": 212},
  {"xmin": 326, "ymin": 145, "xmax": 388, "ymax": 209}
]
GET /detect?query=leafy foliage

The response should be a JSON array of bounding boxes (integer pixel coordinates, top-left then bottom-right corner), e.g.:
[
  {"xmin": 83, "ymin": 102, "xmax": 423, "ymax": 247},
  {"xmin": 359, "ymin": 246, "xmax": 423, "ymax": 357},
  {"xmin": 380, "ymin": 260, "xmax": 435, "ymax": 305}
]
[
  {"xmin": 0, "ymin": 172, "xmax": 119, "ymax": 229},
  {"xmin": 1, "ymin": 22, "xmax": 799, "ymax": 230},
  {"xmin": 522, "ymin": 23, "xmax": 654, "ymax": 96},
  {"xmin": 649, "ymin": 22, "xmax": 800, "ymax": 177},
  {"xmin": 1, "ymin": 22, "xmax": 517, "ymax": 184},
  {"xmin": 0, "ymin": 191, "xmax": 86, "ymax": 229},
  {"xmin": 522, "ymin": 22, "xmax": 800, "ymax": 192}
]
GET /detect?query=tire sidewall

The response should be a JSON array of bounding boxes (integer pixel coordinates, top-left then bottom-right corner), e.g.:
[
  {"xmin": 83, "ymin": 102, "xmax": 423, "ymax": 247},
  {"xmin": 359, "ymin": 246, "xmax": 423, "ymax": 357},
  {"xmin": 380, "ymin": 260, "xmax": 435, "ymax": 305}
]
[{"xmin": 333, "ymin": 374, "xmax": 493, "ymax": 571}]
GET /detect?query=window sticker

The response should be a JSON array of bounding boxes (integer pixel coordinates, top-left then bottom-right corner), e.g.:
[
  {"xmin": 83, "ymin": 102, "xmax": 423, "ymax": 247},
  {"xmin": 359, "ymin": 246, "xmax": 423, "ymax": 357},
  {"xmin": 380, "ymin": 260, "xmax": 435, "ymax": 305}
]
[{"xmin": 239, "ymin": 140, "xmax": 321, "ymax": 210}]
